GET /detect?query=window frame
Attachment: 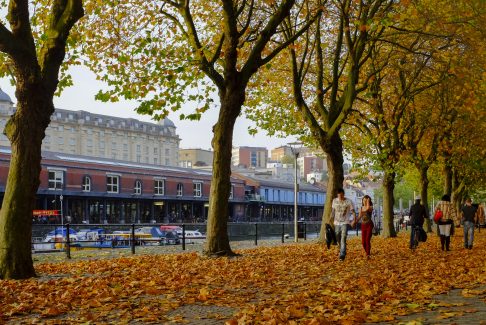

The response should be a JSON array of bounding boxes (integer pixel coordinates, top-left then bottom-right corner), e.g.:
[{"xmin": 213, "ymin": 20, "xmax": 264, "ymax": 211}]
[
  {"xmin": 106, "ymin": 175, "xmax": 120, "ymax": 193},
  {"xmin": 48, "ymin": 170, "xmax": 64, "ymax": 190},
  {"xmin": 154, "ymin": 179, "xmax": 165, "ymax": 195},
  {"xmin": 193, "ymin": 182, "xmax": 202, "ymax": 197},
  {"xmin": 134, "ymin": 180, "xmax": 142, "ymax": 195},
  {"xmin": 82, "ymin": 175, "xmax": 91, "ymax": 192},
  {"xmin": 176, "ymin": 183, "xmax": 183, "ymax": 197}
]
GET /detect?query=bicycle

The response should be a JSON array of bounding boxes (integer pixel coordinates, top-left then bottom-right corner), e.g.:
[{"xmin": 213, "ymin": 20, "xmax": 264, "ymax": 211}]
[{"xmin": 411, "ymin": 225, "xmax": 421, "ymax": 250}]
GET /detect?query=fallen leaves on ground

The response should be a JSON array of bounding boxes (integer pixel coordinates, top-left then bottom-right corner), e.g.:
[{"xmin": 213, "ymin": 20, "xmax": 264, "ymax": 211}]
[{"xmin": 1, "ymin": 232, "xmax": 486, "ymax": 323}]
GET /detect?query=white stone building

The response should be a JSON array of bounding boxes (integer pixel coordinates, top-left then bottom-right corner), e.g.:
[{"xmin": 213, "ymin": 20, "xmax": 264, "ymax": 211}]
[{"xmin": 0, "ymin": 88, "xmax": 180, "ymax": 166}]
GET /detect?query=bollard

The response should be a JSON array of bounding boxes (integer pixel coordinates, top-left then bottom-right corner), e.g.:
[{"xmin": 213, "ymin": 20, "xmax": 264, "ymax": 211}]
[
  {"xmin": 131, "ymin": 224, "xmax": 136, "ymax": 254},
  {"xmin": 281, "ymin": 223, "xmax": 285, "ymax": 243},
  {"xmin": 182, "ymin": 224, "xmax": 186, "ymax": 251},
  {"xmin": 304, "ymin": 222, "xmax": 307, "ymax": 240},
  {"xmin": 254, "ymin": 223, "xmax": 258, "ymax": 246},
  {"xmin": 66, "ymin": 223, "xmax": 71, "ymax": 259}
]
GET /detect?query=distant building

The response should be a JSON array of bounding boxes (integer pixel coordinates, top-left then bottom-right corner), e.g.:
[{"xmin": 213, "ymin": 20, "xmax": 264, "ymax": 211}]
[
  {"xmin": 0, "ymin": 88, "xmax": 180, "ymax": 166},
  {"xmin": 179, "ymin": 148, "xmax": 213, "ymax": 168},
  {"xmin": 271, "ymin": 145, "xmax": 293, "ymax": 161},
  {"xmin": 232, "ymin": 146, "xmax": 268, "ymax": 168},
  {"xmin": 297, "ymin": 155, "xmax": 326, "ymax": 181}
]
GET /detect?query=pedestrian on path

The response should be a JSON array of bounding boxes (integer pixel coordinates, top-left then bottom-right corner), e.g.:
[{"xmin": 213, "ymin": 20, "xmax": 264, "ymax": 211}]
[
  {"xmin": 409, "ymin": 197, "xmax": 427, "ymax": 250},
  {"xmin": 461, "ymin": 198, "xmax": 477, "ymax": 249},
  {"xmin": 435, "ymin": 194, "xmax": 454, "ymax": 251},
  {"xmin": 355, "ymin": 195, "xmax": 374, "ymax": 258},
  {"xmin": 476, "ymin": 203, "xmax": 485, "ymax": 225},
  {"xmin": 331, "ymin": 188, "xmax": 356, "ymax": 261}
]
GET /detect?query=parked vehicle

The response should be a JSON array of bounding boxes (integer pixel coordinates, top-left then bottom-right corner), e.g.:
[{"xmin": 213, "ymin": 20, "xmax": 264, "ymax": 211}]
[
  {"xmin": 184, "ymin": 230, "xmax": 206, "ymax": 244},
  {"xmin": 136, "ymin": 226, "xmax": 180, "ymax": 245}
]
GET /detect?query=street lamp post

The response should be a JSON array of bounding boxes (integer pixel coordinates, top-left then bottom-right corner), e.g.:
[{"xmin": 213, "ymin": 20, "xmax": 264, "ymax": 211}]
[{"xmin": 289, "ymin": 142, "xmax": 303, "ymax": 243}]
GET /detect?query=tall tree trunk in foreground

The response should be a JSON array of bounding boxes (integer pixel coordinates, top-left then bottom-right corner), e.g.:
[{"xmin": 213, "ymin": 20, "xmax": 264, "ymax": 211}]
[
  {"xmin": 0, "ymin": 0, "xmax": 84, "ymax": 279},
  {"xmin": 204, "ymin": 88, "xmax": 244, "ymax": 256},
  {"xmin": 382, "ymin": 170, "xmax": 397, "ymax": 238},
  {"xmin": 319, "ymin": 133, "xmax": 344, "ymax": 241}
]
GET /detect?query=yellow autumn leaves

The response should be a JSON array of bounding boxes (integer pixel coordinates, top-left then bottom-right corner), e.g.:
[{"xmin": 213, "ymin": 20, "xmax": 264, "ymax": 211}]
[{"xmin": 1, "ymin": 231, "xmax": 486, "ymax": 323}]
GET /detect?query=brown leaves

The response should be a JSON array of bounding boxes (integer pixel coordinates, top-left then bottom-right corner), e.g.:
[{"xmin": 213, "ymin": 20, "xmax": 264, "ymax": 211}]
[{"xmin": 1, "ymin": 233, "xmax": 486, "ymax": 323}]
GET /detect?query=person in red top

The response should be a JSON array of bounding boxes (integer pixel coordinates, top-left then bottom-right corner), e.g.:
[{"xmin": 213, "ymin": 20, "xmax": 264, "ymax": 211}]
[{"xmin": 355, "ymin": 195, "xmax": 374, "ymax": 258}]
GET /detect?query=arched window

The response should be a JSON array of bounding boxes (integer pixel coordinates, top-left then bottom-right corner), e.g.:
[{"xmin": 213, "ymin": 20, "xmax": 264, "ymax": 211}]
[
  {"xmin": 134, "ymin": 180, "xmax": 142, "ymax": 195},
  {"xmin": 82, "ymin": 176, "xmax": 91, "ymax": 192},
  {"xmin": 176, "ymin": 183, "xmax": 183, "ymax": 197}
]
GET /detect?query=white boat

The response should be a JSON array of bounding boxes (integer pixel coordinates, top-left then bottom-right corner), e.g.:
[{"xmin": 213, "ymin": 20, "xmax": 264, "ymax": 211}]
[{"xmin": 183, "ymin": 230, "xmax": 206, "ymax": 244}]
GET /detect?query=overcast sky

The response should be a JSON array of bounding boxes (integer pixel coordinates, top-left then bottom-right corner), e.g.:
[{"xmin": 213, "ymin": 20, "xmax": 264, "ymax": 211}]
[{"xmin": 0, "ymin": 65, "xmax": 295, "ymax": 150}]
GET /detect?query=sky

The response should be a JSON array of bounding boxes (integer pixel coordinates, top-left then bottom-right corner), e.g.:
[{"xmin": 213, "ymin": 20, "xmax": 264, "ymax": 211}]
[{"xmin": 0, "ymin": 66, "xmax": 296, "ymax": 150}]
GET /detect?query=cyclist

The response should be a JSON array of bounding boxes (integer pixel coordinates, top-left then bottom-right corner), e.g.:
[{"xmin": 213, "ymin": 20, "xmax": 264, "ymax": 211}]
[{"xmin": 409, "ymin": 197, "xmax": 427, "ymax": 250}]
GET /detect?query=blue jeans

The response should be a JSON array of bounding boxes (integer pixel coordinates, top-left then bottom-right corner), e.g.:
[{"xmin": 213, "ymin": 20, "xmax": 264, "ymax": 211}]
[
  {"xmin": 463, "ymin": 221, "xmax": 474, "ymax": 247},
  {"xmin": 335, "ymin": 224, "xmax": 348, "ymax": 258},
  {"xmin": 410, "ymin": 226, "xmax": 417, "ymax": 248}
]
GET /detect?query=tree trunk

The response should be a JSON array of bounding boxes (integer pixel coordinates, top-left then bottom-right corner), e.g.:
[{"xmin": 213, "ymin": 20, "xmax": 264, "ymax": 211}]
[
  {"xmin": 204, "ymin": 88, "xmax": 244, "ymax": 256},
  {"xmin": 0, "ymin": 84, "xmax": 53, "ymax": 279},
  {"xmin": 318, "ymin": 133, "xmax": 344, "ymax": 242},
  {"xmin": 419, "ymin": 166, "xmax": 432, "ymax": 232},
  {"xmin": 443, "ymin": 163, "xmax": 452, "ymax": 197},
  {"xmin": 381, "ymin": 170, "xmax": 397, "ymax": 238}
]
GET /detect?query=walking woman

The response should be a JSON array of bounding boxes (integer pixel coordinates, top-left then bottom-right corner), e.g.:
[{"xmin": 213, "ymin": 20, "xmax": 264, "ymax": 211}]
[
  {"xmin": 356, "ymin": 195, "xmax": 374, "ymax": 257},
  {"xmin": 435, "ymin": 194, "xmax": 454, "ymax": 251}
]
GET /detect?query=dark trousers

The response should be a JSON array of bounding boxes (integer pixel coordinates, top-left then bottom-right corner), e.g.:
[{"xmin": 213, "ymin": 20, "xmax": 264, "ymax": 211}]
[{"xmin": 361, "ymin": 222, "xmax": 373, "ymax": 256}]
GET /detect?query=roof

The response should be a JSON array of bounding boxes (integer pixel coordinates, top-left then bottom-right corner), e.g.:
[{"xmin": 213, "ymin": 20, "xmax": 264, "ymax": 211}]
[
  {"xmin": 0, "ymin": 88, "xmax": 12, "ymax": 103},
  {"xmin": 0, "ymin": 146, "xmax": 244, "ymax": 183},
  {"xmin": 157, "ymin": 118, "xmax": 175, "ymax": 128}
]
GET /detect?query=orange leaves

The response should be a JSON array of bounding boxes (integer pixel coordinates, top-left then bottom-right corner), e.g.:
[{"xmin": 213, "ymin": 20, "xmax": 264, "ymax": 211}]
[{"xmin": 2, "ymin": 233, "xmax": 486, "ymax": 323}]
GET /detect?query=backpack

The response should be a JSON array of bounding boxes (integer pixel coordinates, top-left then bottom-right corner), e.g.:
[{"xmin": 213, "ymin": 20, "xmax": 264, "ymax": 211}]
[
  {"xmin": 325, "ymin": 224, "xmax": 337, "ymax": 249},
  {"xmin": 433, "ymin": 209, "xmax": 443, "ymax": 223}
]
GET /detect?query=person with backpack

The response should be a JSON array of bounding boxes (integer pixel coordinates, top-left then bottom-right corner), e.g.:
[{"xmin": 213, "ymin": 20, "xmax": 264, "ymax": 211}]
[
  {"xmin": 461, "ymin": 198, "xmax": 478, "ymax": 249},
  {"xmin": 355, "ymin": 195, "xmax": 374, "ymax": 258},
  {"xmin": 409, "ymin": 197, "xmax": 427, "ymax": 250},
  {"xmin": 434, "ymin": 194, "xmax": 454, "ymax": 251}
]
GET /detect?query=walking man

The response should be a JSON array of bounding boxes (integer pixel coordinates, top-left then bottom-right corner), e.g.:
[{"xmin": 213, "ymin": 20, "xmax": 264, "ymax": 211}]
[
  {"xmin": 332, "ymin": 188, "xmax": 356, "ymax": 261},
  {"xmin": 461, "ymin": 198, "xmax": 477, "ymax": 249},
  {"xmin": 409, "ymin": 197, "xmax": 426, "ymax": 250}
]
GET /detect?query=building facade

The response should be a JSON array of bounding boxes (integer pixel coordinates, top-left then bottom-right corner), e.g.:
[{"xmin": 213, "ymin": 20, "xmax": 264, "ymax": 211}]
[
  {"xmin": 270, "ymin": 145, "xmax": 293, "ymax": 161},
  {"xmin": 297, "ymin": 155, "xmax": 326, "ymax": 181},
  {"xmin": 0, "ymin": 89, "xmax": 180, "ymax": 166},
  {"xmin": 179, "ymin": 148, "xmax": 213, "ymax": 168},
  {"xmin": 0, "ymin": 147, "xmax": 245, "ymax": 224},
  {"xmin": 232, "ymin": 146, "xmax": 268, "ymax": 168}
]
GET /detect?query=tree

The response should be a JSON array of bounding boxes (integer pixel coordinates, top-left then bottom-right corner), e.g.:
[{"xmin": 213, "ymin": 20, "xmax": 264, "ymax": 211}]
[
  {"xmin": 82, "ymin": 0, "xmax": 321, "ymax": 256},
  {"xmin": 0, "ymin": 0, "xmax": 84, "ymax": 279},
  {"xmin": 246, "ymin": 0, "xmax": 394, "ymax": 241}
]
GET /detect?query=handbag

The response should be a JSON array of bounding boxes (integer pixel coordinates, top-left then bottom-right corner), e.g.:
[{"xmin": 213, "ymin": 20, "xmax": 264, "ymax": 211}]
[
  {"xmin": 433, "ymin": 209, "xmax": 443, "ymax": 223},
  {"xmin": 419, "ymin": 228, "xmax": 427, "ymax": 242}
]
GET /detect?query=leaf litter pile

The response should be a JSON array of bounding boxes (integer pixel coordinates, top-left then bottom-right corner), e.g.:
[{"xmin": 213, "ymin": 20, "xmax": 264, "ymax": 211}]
[{"xmin": 1, "ymin": 232, "xmax": 486, "ymax": 324}]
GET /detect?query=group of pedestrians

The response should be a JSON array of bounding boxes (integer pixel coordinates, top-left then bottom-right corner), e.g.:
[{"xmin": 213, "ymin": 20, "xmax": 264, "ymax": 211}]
[{"xmin": 327, "ymin": 189, "xmax": 483, "ymax": 261}]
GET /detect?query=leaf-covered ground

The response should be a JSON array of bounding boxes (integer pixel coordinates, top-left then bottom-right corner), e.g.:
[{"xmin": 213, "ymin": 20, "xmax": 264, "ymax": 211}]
[{"xmin": 1, "ymin": 232, "xmax": 486, "ymax": 324}]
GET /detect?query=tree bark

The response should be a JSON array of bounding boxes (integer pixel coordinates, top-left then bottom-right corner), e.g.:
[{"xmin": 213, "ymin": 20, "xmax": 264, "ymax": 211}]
[
  {"xmin": 0, "ymin": 83, "xmax": 53, "ymax": 279},
  {"xmin": 204, "ymin": 88, "xmax": 244, "ymax": 256},
  {"xmin": 381, "ymin": 170, "xmax": 397, "ymax": 238},
  {"xmin": 318, "ymin": 133, "xmax": 344, "ymax": 241},
  {"xmin": 443, "ymin": 163, "xmax": 452, "ymax": 196},
  {"xmin": 419, "ymin": 166, "xmax": 432, "ymax": 232}
]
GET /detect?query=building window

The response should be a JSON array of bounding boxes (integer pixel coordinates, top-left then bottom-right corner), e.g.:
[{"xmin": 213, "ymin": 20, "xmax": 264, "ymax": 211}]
[
  {"xmin": 136, "ymin": 144, "xmax": 141, "ymax": 153},
  {"xmin": 99, "ymin": 141, "xmax": 105, "ymax": 149},
  {"xmin": 87, "ymin": 139, "xmax": 93, "ymax": 147},
  {"xmin": 112, "ymin": 142, "xmax": 117, "ymax": 150},
  {"xmin": 154, "ymin": 180, "xmax": 165, "ymax": 195},
  {"xmin": 82, "ymin": 176, "xmax": 91, "ymax": 192},
  {"xmin": 264, "ymin": 189, "xmax": 269, "ymax": 200},
  {"xmin": 193, "ymin": 182, "xmax": 202, "ymax": 197},
  {"xmin": 154, "ymin": 147, "xmax": 158, "ymax": 155},
  {"xmin": 145, "ymin": 156, "xmax": 149, "ymax": 163},
  {"xmin": 69, "ymin": 138, "xmax": 76, "ymax": 146},
  {"xmin": 177, "ymin": 183, "xmax": 183, "ymax": 197},
  {"xmin": 134, "ymin": 180, "xmax": 142, "ymax": 195},
  {"xmin": 44, "ymin": 135, "xmax": 51, "ymax": 144},
  {"xmin": 229, "ymin": 185, "xmax": 234, "ymax": 200},
  {"xmin": 58, "ymin": 125, "xmax": 64, "ymax": 132},
  {"xmin": 123, "ymin": 143, "xmax": 128, "ymax": 151},
  {"xmin": 48, "ymin": 170, "xmax": 63, "ymax": 190},
  {"xmin": 153, "ymin": 158, "xmax": 158, "ymax": 165},
  {"xmin": 123, "ymin": 153, "xmax": 128, "ymax": 160},
  {"xmin": 145, "ymin": 146, "xmax": 149, "ymax": 154},
  {"xmin": 58, "ymin": 137, "xmax": 64, "ymax": 145},
  {"xmin": 165, "ymin": 148, "xmax": 170, "ymax": 156},
  {"xmin": 106, "ymin": 175, "xmax": 119, "ymax": 193},
  {"xmin": 136, "ymin": 155, "xmax": 141, "ymax": 163}
]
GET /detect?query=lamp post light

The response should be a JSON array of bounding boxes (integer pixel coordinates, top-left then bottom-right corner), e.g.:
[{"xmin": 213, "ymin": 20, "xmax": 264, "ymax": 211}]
[{"xmin": 289, "ymin": 142, "xmax": 303, "ymax": 243}]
